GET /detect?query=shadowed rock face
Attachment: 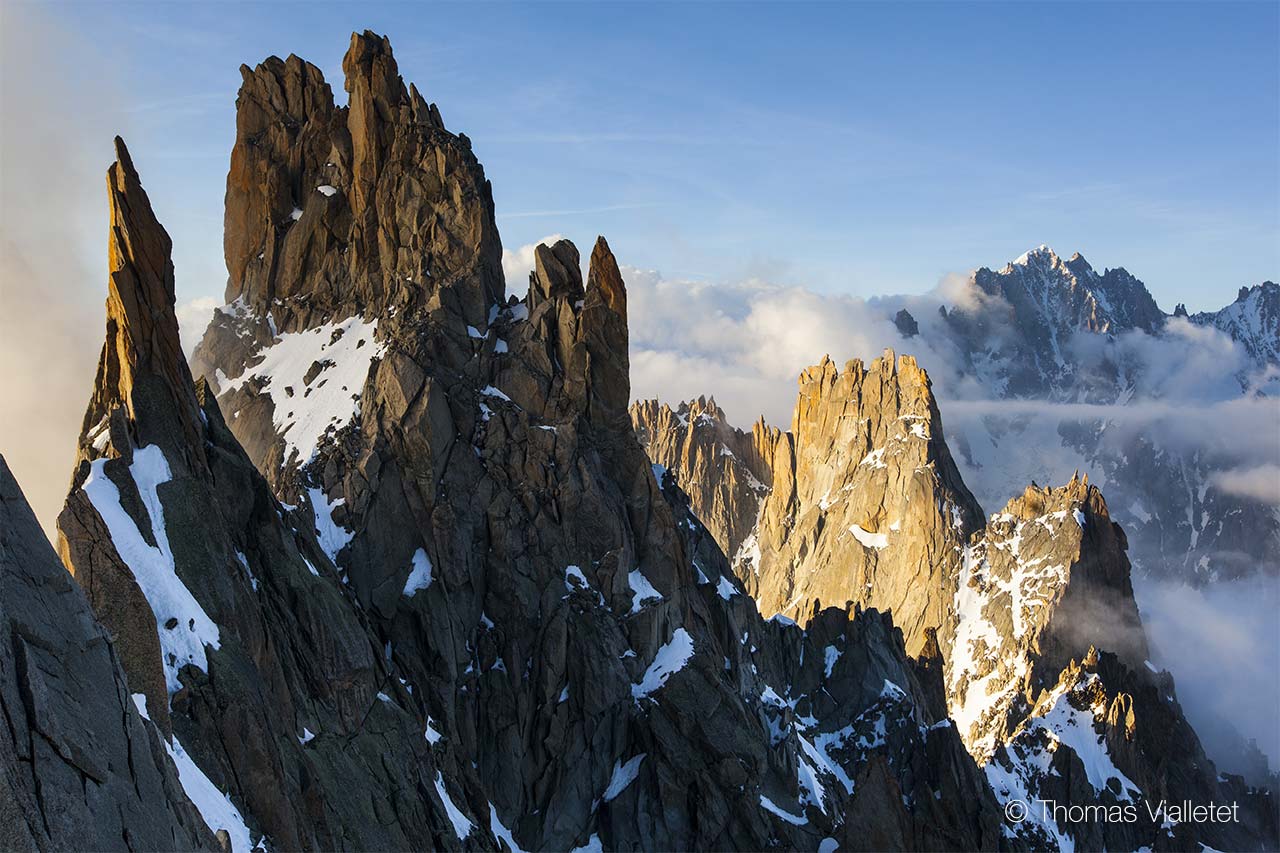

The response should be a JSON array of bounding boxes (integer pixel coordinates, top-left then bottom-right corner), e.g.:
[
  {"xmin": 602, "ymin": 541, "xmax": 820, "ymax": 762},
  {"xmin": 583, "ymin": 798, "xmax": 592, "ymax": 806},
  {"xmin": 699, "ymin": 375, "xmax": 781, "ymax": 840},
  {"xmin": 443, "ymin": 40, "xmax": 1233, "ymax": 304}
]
[
  {"xmin": 1, "ymin": 454, "xmax": 215, "ymax": 852},
  {"xmin": 986, "ymin": 647, "xmax": 1279, "ymax": 851}
]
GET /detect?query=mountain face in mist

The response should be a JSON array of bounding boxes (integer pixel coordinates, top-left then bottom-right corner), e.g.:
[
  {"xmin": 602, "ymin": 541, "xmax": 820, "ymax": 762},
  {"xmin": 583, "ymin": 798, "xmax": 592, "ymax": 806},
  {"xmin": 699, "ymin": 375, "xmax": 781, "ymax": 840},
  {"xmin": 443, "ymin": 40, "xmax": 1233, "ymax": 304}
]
[
  {"xmin": 0, "ymin": 28, "xmax": 1276, "ymax": 853},
  {"xmin": 933, "ymin": 246, "xmax": 1279, "ymax": 585},
  {"xmin": 1187, "ymin": 281, "xmax": 1280, "ymax": 367}
]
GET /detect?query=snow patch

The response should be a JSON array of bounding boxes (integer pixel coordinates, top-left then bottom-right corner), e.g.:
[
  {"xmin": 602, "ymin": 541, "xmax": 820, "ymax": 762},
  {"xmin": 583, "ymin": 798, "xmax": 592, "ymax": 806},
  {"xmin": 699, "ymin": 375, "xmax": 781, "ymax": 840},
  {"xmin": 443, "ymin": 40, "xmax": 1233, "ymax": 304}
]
[
  {"xmin": 308, "ymin": 487, "xmax": 353, "ymax": 563},
  {"xmin": 134, "ymin": 692, "xmax": 255, "ymax": 853},
  {"xmin": 823, "ymin": 645, "xmax": 841, "ymax": 678},
  {"xmin": 220, "ymin": 315, "xmax": 383, "ymax": 466},
  {"xmin": 628, "ymin": 569, "xmax": 663, "ymax": 614},
  {"xmin": 402, "ymin": 548, "xmax": 434, "ymax": 596},
  {"xmin": 759, "ymin": 794, "xmax": 807, "ymax": 826},
  {"xmin": 632, "ymin": 628, "xmax": 694, "ymax": 699},
  {"xmin": 489, "ymin": 805, "xmax": 526, "ymax": 853},
  {"xmin": 848, "ymin": 523, "xmax": 889, "ymax": 549},
  {"xmin": 434, "ymin": 772, "xmax": 474, "ymax": 840},
  {"xmin": 603, "ymin": 754, "xmax": 646, "ymax": 801},
  {"xmin": 82, "ymin": 447, "xmax": 221, "ymax": 696}
]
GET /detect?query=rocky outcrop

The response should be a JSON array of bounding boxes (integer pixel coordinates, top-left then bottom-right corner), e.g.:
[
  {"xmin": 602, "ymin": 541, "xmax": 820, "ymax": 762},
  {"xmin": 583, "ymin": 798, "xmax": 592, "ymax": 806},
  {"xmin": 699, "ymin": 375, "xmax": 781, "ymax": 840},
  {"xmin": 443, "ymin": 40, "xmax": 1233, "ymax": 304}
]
[
  {"xmin": 946, "ymin": 476, "xmax": 1148, "ymax": 761},
  {"xmin": 1, "ymin": 454, "xmax": 215, "ymax": 852},
  {"xmin": 219, "ymin": 30, "xmax": 502, "ymax": 324},
  {"xmin": 638, "ymin": 348, "xmax": 1278, "ymax": 849},
  {"xmin": 743, "ymin": 351, "xmax": 984, "ymax": 657},
  {"xmin": 631, "ymin": 396, "xmax": 775, "ymax": 561},
  {"xmin": 192, "ymin": 30, "xmax": 504, "ymax": 480},
  {"xmin": 987, "ymin": 649, "xmax": 1278, "ymax": 852}
]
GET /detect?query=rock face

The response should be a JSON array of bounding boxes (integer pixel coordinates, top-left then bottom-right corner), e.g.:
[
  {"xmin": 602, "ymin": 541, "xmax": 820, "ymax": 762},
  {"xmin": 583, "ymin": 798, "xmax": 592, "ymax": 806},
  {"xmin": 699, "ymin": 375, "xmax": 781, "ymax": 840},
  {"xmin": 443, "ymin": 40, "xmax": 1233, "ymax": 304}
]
[
  {"xmin": 192, "ymin": 30, "xmax": 503, "ymax": 480},
  {"xmin": 630, "ymin": 396, "xmax": 775, "ymax": 562},
  {"xmin": 1, "ymin": 454, "xmax": 214, "ymax": 852},
  {"xmin": 741, "ymin": 351, "xmax": 984, "ymax": 658},
  {"xmin": 11, "ymin": 28, "xmax": 1273, "ymax": 853},
  {"xmin": 946, "ymin": 477, "xmax": 1149, "ymax": 761}
]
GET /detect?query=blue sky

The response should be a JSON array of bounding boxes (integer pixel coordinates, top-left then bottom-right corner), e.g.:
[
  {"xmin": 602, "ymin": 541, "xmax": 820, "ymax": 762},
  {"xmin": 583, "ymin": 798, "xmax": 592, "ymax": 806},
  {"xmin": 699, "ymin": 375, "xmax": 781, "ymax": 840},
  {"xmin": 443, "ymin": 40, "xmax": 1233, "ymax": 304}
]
[{"xmin": 31, "ymin": 0, "xmax": 1280, "ymax": 310}]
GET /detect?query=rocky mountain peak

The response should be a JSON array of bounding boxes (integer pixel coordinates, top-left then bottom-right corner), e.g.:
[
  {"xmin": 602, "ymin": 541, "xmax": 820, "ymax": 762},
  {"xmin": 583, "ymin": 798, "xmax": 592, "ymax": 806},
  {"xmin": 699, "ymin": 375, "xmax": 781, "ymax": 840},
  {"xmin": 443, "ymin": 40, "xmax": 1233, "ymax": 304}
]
[
  {"xmin": 194, "ymin": 31, "xmax": 511, "ymax": 488},
  {"xmin": 587, "ymin": 234, "xmax": 627, "ymax": 317},
  {"xmin": 986, "ymin": 245, "xmax": 1164, "ymax": 335},
  {"xmin": 211, "ymin": 29, "xmax": 501, "ymax": 336},
  {"xmin": 742, "ymin": 349, "xmax": 984, "ymax": 656},
  {"xmin": 946, "ymin": 246, "xmax": 1166, "ymax": 395},
  {"xmin": 1008, "ymin": 242, "xmax": 1060, "ymax": 270},
  {"xmin": 892, "ymin": 307, "xmax": 919, "ymax": 337},
  {"xmin": 342, "ymin": 29, "xmax": 409, "ymax": 107},
  {"xmin": 1190, "ymin": 279, "xmax": 1280, "ymax": 365},
  {"xmin": 80, "ymin": 137, "xmax": 203, "ymax": 470},
  {"xmin": 637, "ymin": 355, "xmax": 1277, "ymax": 849},
  {"xmin": 56, "ymin": 140, "xmax": 534, "ymax": 851},
  {"xmin": 531, "ymin": 238, "xmax": 583, "ymax": 305},
  {"xmin": 947, "ymin": 473, "xmax": 1149, "ymax": 762}
]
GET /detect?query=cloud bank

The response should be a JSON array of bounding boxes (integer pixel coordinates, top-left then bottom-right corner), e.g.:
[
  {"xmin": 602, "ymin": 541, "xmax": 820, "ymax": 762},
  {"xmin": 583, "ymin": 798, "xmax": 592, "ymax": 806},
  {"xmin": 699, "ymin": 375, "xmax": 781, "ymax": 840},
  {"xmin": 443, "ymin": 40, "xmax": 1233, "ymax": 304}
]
[{"xmin": 0, "ymin": 5, "xmax": 127, "ymax": 541}]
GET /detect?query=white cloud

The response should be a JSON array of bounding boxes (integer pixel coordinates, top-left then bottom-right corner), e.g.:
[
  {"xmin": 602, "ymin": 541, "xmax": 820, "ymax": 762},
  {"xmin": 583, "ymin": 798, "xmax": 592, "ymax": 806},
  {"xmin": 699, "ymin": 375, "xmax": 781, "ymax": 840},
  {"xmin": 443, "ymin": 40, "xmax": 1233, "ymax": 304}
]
[
  {"xmin": 1211, "ymin": 464, "xmax": 1280, "ymax": 506},
  {"xmin": 177, "ymin": 297, "xmax": 219, "ymax": 356},
  {"xmin": 624, "ymin": 267, "xmax": 906, "ymax": 426},
  {"xmin": 1136, "ymin": 574, "xmax": 1280, "ymax": 773},
  {"xmin": 0, "ymin": 4, "xmax": 127, "ymax": 541}
]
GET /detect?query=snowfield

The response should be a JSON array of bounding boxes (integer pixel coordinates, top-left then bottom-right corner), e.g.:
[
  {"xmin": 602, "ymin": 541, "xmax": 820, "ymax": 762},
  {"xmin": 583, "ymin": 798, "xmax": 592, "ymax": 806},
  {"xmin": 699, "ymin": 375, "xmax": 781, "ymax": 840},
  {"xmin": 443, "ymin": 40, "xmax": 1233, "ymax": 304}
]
[{"xmin": 219, "ymin": 315, "xmax": 384, "ymax": 467}]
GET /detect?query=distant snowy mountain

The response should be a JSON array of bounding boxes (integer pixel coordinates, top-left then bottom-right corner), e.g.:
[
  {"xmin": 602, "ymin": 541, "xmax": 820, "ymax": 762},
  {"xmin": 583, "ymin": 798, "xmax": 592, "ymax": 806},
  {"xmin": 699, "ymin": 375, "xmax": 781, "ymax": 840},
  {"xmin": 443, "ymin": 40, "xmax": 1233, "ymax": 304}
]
[
  {"xmin": 1188, "ymin": 281, "xmax": 1280, "ymax": 366},
  {"xmin": 927, "ymin": 246, "xmax": 1278, "ymax": 585}
]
